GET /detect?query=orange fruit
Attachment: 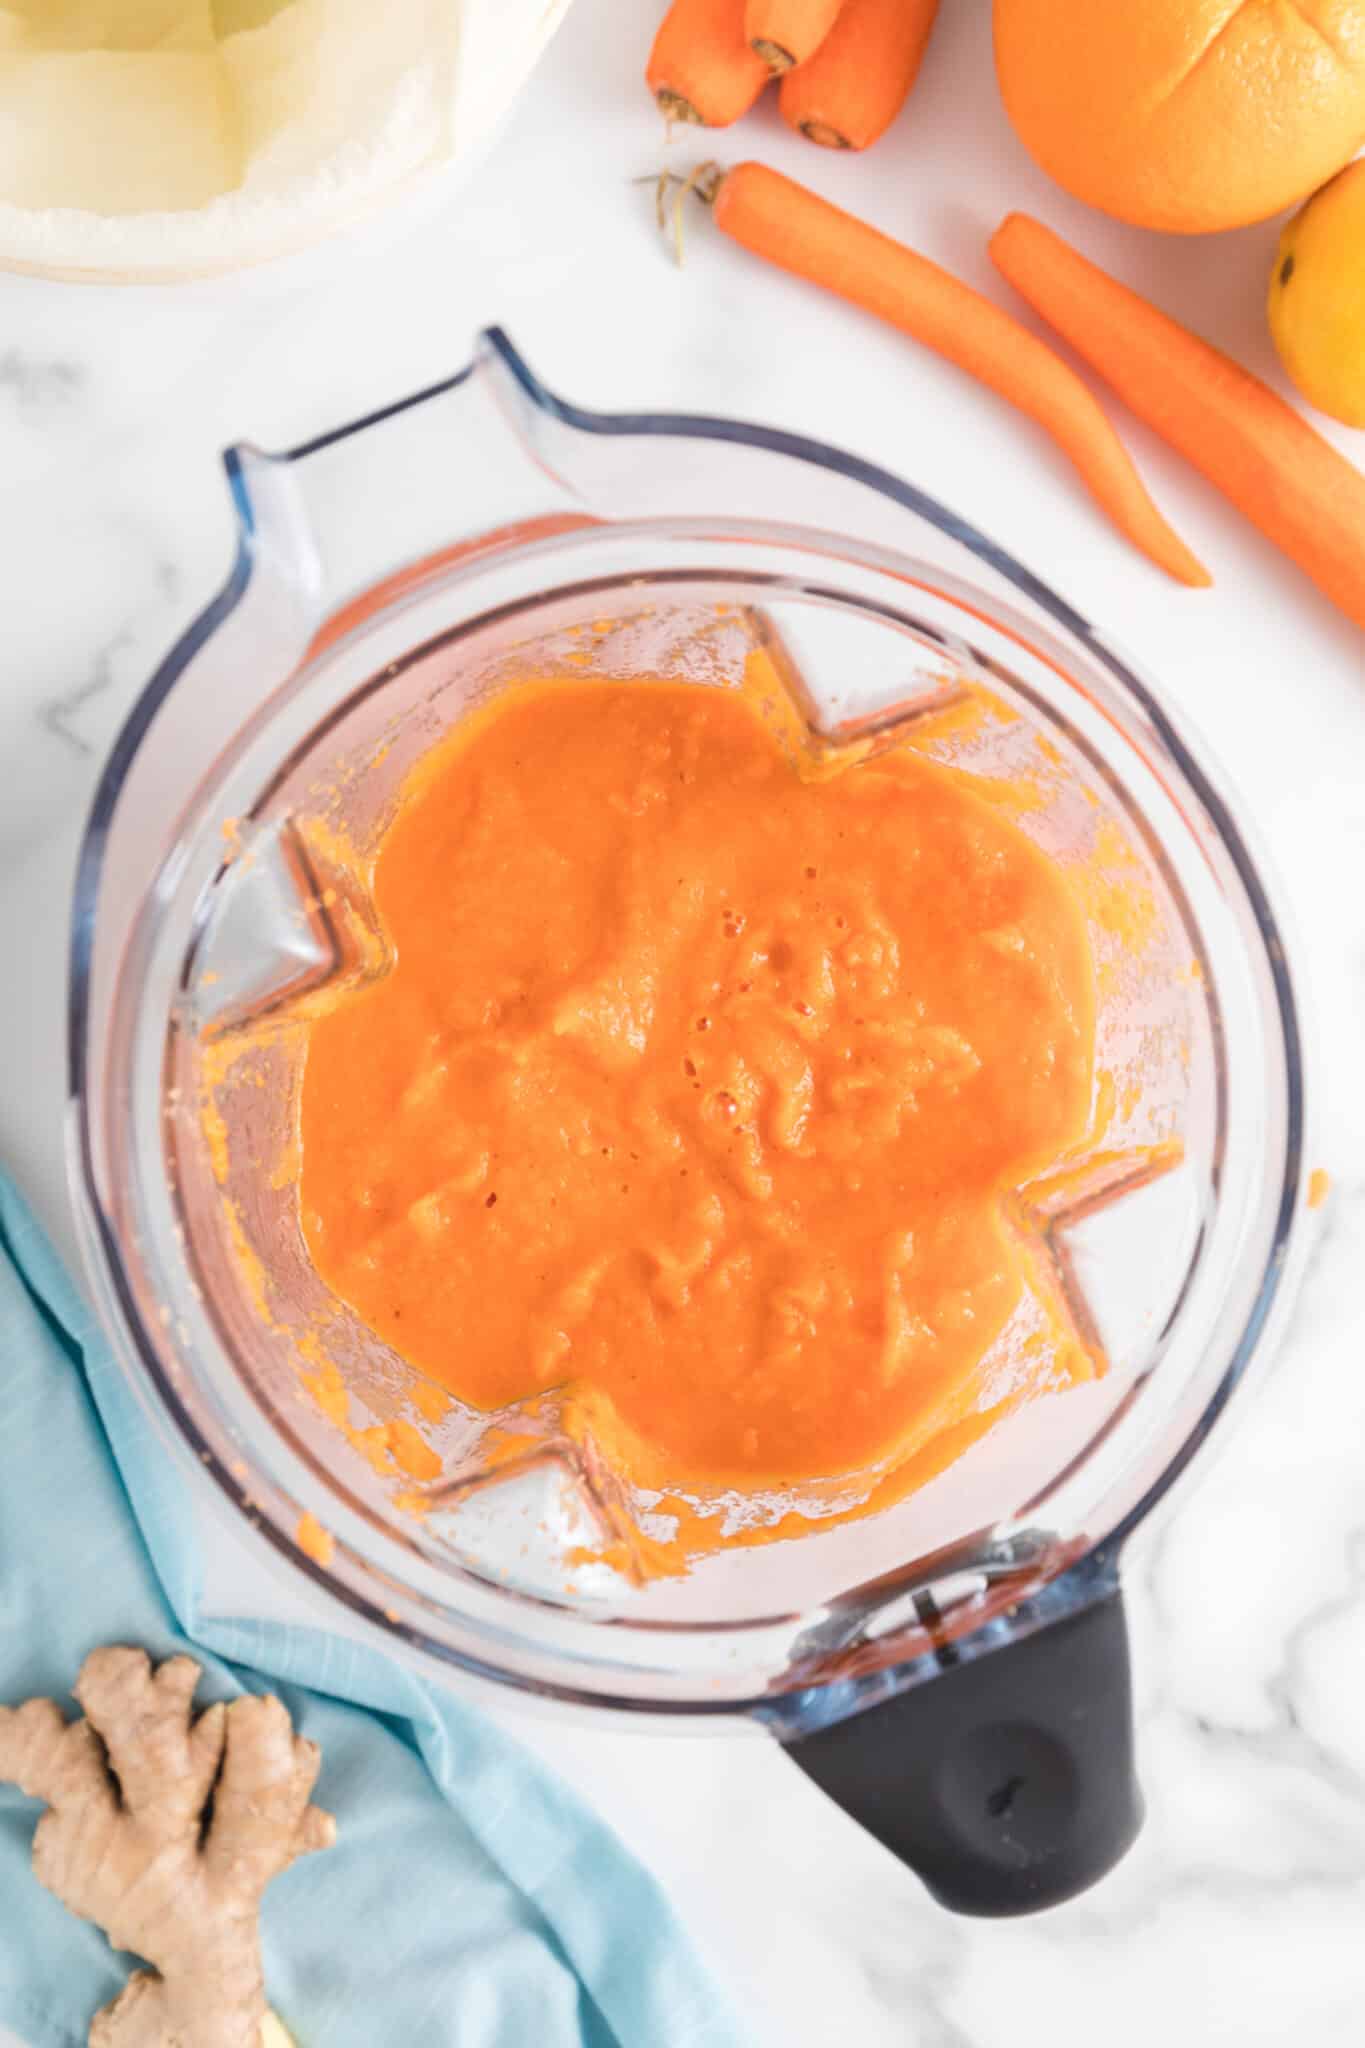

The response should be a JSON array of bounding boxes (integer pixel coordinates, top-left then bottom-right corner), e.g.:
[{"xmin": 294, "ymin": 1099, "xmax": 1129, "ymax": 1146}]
[{"xmin": 993, "ymin": 0, "xmax": 1365, "ymax": 234}]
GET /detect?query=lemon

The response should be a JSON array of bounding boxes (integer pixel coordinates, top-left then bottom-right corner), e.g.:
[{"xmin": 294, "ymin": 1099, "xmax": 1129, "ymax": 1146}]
[{"xmin": 1268, "ymin": 159, "xmax": 1365, "ymax": 431}]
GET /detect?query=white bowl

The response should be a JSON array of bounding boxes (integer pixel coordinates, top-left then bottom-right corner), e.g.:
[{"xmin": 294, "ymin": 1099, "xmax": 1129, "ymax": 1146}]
[{"xmin": 0, "ymin": 0, "xmax": 575, "ymax": 285}]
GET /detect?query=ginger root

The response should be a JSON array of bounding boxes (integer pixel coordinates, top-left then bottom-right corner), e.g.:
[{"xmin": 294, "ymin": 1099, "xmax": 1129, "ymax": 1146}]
[{"xmin": 0, "ymin": 1647, "xmax": 335, "ymax": 2048}]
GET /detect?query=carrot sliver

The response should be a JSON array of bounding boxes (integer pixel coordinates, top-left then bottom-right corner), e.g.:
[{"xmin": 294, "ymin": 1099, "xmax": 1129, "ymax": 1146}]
[
  {"xmin": 647, "ymin": 0, "xmax": 770, "ymax": 128},
  {"xmin": 710, "ymin": 164, "xmax": 1209, "ymax": 587},
  {"xmin": 745, "ymin": 0, "xmax": 845, "ymax": 72},
  {"xmin": 990, "ymin": 212, "xmax": 1365, "ymax": 634},
  {"xmin": 780, "ymin": 0, "xmax": 939, "ymax": 151}
]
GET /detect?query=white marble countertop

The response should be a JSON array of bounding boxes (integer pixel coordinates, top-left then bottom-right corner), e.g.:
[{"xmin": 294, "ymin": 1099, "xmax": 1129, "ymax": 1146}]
[{"xmin": 3, "ymin": 3, "xmax": 1364, "ymax": 2043}]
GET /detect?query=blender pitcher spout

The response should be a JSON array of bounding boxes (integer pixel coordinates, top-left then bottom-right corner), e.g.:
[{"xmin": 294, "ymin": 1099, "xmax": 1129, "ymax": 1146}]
[{"xmin": 223, "ymin": 330, "xmax": 597, "ymax": 644}]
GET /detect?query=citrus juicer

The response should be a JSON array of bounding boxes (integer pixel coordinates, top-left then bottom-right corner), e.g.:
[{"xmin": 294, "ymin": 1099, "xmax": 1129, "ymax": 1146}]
[{"xmin": 70, "ymin": 330, "xmax": 1309, "ymax": 1915}]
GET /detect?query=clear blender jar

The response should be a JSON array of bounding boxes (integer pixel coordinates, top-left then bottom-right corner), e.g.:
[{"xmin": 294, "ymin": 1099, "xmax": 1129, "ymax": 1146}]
[{"xmin": 69, "ymin": 329, "xmax": 1310, "ymax": 1915}]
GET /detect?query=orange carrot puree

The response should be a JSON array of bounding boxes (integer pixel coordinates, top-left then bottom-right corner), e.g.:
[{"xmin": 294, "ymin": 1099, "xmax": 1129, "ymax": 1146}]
[{"xmin": 299, "ymin": 671, "xmax": 1096, "ymax": 1495}]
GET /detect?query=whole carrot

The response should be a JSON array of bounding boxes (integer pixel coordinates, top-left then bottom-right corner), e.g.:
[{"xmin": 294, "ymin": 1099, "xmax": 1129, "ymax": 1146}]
[
  {"xmin": 647, "ymin": 0, "xmax": 770, "ymax": 128},
  {"xmin": 704, "ymin": 163, "xmax": 1208, "ymax": 586},
  {"xmin": 746, "ymin": 0, "xmax": 844, "ymax": 72},
  {"xmin": 990, "ymin": 212, "xmax": 1365, "ymax": 633},
  {"xmin": 781, "ymin": 0, "xmax": 939, "ymax": 150}
]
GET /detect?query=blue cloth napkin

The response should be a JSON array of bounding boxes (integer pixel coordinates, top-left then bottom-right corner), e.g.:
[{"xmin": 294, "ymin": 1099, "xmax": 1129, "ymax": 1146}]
[{"xmin": 0, "ymin": 1174, "xmax": 745, "ymax": 2048}]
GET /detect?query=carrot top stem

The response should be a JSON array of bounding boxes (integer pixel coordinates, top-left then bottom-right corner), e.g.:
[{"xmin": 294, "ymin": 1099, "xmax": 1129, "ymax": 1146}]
[
  {"xmin": 640, "ymin": 165, "xmax": 726, "ymax": 264},
  {"xmin": 745, "ymin": 0, "xmax": 846, "ymax": 72},
  {"xmin": 656, "ymin": 88, "xmax": 706, "ymax": 127}
]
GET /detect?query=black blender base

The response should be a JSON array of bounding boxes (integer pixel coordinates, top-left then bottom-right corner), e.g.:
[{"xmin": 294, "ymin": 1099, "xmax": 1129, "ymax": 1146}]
[{"xmin": 787, "ymin": 1582, "xmax": 1142, "ymax": 1916}]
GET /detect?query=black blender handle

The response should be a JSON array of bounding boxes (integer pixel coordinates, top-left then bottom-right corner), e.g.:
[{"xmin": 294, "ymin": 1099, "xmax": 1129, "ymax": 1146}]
[{"xmin": 787, "ymin": 1582, "xmax": 1141, "ymax": 1916}]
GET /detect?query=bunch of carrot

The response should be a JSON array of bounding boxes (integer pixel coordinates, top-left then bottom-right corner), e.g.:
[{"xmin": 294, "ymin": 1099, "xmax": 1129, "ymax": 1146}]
[
  {"xmin": 645, "ymin": 154, "xmax": 1365, "ymax": 625},
  {"xmin": 647, "ymin": 0, "xmax": 940, "ymax": 152},
  {"xmin": 643, "ymin": 4, "xmax": 1365, "ymax": 625}
]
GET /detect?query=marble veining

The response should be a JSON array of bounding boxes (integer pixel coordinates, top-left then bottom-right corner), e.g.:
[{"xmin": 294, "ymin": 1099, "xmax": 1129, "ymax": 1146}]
[
  {"xmin": 0, "ymin": 349, "xmax": 82, "ymax": 419},
  {"xmin": 37, "ymin": 629, "xmax": 135, "ymax": 754},
  {"xmin": 2, "ymin": 1, "xmax": 1364, "ymax": 2042}
]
